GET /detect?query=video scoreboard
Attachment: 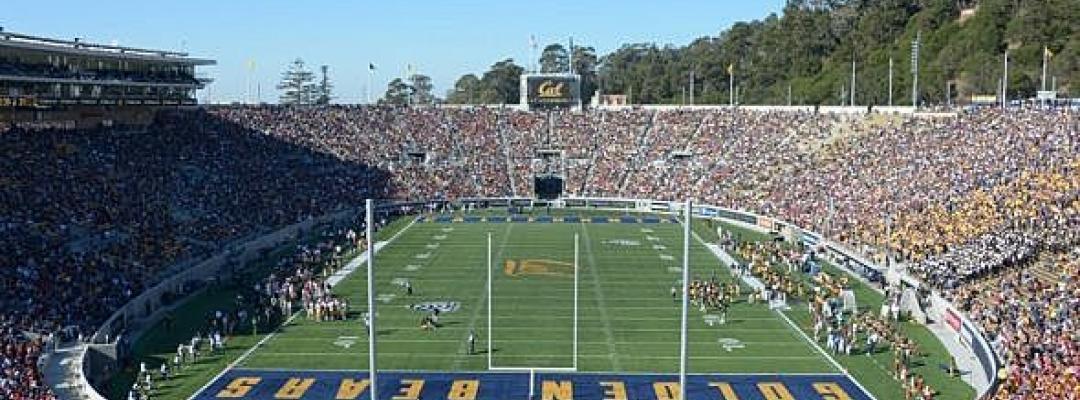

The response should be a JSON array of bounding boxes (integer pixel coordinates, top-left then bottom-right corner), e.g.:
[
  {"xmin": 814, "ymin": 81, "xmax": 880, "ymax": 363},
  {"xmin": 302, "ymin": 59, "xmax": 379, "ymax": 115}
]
[{"xmin": 520, "ymin": 73, "xmax": 581, "ymax": 110}]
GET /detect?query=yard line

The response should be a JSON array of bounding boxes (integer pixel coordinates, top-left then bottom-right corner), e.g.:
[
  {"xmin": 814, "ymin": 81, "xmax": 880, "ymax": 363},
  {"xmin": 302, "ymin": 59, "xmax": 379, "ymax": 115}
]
[
  {"xmin": 580, "ymin": 222, "xmax": 622, "ymax": 371},
  {"xmin": 451, "ymin": 222, "xmax": 513, "ymax": 369}
]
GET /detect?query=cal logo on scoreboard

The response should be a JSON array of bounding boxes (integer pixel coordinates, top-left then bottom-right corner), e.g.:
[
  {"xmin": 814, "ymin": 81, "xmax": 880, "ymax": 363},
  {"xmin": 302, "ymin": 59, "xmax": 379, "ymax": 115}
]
[{"xmin": 523, "ymin": 74, "xmax": 581, "ymax": 109}]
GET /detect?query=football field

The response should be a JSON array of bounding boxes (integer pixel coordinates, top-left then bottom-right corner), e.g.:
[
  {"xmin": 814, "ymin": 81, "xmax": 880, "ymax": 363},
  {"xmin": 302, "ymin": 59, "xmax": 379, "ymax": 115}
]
[{"xmin": 194, "ymin": 218, "xmax": 873, "ymax": 399}]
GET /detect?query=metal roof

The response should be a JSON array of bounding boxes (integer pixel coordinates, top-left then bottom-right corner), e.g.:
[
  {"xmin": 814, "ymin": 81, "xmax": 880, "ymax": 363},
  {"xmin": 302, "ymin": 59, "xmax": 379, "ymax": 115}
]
[{"xmin": 0, "ymin": 30, "xmax": 215, "ymax": 65}]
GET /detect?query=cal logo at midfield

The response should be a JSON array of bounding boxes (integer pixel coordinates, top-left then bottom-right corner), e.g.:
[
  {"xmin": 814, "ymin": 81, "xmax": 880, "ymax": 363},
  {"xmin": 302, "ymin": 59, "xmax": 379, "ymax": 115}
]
[
  {"xmin": 504, "ymin": 259, "xmax": 574, "ymax": 278},
  {"xmin": 198, "ymin": 370, "xmax": 873, "ymax": 400}
]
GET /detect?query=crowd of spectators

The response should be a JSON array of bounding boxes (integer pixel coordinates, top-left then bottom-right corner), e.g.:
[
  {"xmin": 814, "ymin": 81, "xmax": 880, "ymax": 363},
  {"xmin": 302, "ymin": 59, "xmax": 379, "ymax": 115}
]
[
  {"xmin": 0, "ymin": 104, "xmax": 1074, "ymax": 398},
  {"xmin": 0, "ymin": 108, "xmax": 384, "ymax": 399},
  {"xmin": 950, "ymin": 250, "xmax": 1080, "ymax": 400}
]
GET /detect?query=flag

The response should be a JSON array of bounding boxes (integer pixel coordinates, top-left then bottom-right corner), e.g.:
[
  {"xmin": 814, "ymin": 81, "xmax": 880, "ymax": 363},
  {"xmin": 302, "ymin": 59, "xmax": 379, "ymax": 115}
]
[
  {"xmin": 727, "ymin": 63, "xmax": 734, "ymax": 75},
  {"xmin": 369, "ymin": 63, "xmax": 376, "ymax": 71}
]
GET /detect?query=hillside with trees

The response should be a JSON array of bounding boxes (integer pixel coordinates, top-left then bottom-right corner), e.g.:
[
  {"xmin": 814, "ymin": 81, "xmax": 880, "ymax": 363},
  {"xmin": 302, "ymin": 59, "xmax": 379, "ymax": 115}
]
[{"xmin": 445, "ymin": 0, "xmax": 1078, "ymax": 105}]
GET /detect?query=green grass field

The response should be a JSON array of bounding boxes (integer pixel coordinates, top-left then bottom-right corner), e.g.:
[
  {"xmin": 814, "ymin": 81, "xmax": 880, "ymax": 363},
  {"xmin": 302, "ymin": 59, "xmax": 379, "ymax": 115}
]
[
  {"xmin": 239, "ymin": 221, "xmax": 835, "ymax": 374},
  {"xmin": 115, "ymin": 214, "xmax": 974, "ymax": 400}
]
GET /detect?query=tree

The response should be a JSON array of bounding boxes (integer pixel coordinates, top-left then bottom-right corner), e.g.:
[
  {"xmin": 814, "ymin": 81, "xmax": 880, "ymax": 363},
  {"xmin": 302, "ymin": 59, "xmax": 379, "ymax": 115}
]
[
  {"xmin": 277, "ymin": 58, "xmax": 317, "ymax": 105},
  {"xmin": 447, "ymin": 74, "xmax": 483, "ymax": 104},
  {"xmin": 481, "ymin": 59, "xmax": 524, "ymax": 104},
  {"xmin": 448, "ymin": 0, "xmax": 1078, "ymax": 105},
  {"xmin": 540, "ymin": 44, "xmax": 570, "ymax": 73},
  {"xmin": 315, "ymin": 65, "xmax": 334, "ymax": 105},
  {"xmin": 571, "ymin": 45, "xmax": 599, "ymax": 104},
  {"xmin": 382, "ymin": 78, "xmax": 413, "ymax": 105},
  {"xmin": 409, "ymin": 73, "xmax": 436, "ymax": 104}
]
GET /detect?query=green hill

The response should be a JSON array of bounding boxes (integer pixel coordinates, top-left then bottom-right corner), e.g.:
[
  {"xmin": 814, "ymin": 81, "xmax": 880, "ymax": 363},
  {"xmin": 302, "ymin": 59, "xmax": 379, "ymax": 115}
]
[{"xmin": 448, "ymin": 0, "xmax": 1078, "ymax": 106}]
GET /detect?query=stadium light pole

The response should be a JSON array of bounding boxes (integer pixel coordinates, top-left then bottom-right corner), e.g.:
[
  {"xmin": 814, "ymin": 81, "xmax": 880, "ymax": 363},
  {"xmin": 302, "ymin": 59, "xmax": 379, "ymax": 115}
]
[
  {"xmin": 728, "ymin": 70, "xmax": 734, "ymax": 106},
  {"xmin": 911, "ymin": 31, "xmax": 920, "ymax": 108},
  {"xmin": 850, "ymin": 55, "xmax": 856, "ymax": 106},
  {"xmin": 365, "ymin": 199, "xmax": 378, "ymax": 400},
  {"xmin": 679, "ymin": 200, "xmax": 692, "ymax": 400},
  {"xmin": 888, "ymin": 57, "xmax": 894, "ymax": 107},
  {"xmin": 1002, "ymin": 51, "xmax": 1009, "ymax": 109}
]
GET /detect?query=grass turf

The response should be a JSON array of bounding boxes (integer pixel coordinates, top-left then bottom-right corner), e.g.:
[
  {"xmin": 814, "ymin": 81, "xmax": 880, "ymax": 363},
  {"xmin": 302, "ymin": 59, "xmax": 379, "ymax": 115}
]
[
  {"xmin": 240, "ymin": 221, "xmax": 832, "ymax": 375},
  {"xmin": 114, "ymin": 214, "xmax": 973, "ymax": 400}
]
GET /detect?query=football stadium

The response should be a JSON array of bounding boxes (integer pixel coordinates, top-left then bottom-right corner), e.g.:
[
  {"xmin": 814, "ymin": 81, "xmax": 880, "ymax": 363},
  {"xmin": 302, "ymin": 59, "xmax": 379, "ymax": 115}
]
[{"xmin": 2, "ymin": 2, "xmax": 1079, "ymax": 400}]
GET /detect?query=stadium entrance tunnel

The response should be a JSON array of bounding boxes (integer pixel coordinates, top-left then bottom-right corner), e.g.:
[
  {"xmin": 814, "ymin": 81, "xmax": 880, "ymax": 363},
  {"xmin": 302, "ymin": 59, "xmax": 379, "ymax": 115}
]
[{"xmin": 197, "ymin": 369, "xmax": 873, "ymax": 399}]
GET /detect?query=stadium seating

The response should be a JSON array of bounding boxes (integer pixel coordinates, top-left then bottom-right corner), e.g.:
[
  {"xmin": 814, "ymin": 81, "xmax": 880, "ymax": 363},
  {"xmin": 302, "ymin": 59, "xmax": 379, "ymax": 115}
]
[{"xmin": 0, "ymin": 105, "xmax": 1075, "ymax": 399}]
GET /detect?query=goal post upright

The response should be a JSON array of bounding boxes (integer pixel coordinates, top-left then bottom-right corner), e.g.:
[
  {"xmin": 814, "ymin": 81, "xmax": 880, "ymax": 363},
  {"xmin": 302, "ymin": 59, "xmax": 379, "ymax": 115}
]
[
  {"xmin": 487, "ymin": 231, "xmax": 493, "ymax": 370},
  {"xmin": 679, "ymin": 199, "xmax": 691, "ymax": 400},
  {"xmin": 573, "ymin": 232, "xmax": 580, "ymax": 370},
  {"xmin": 365, "ymin": 199, "xmax": 378, "ymax": 400}
]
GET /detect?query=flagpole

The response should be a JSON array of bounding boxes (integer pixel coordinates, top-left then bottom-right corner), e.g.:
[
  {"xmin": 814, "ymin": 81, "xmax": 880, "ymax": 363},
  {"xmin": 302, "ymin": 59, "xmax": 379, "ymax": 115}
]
[
  {"xmin": 367, "ymin": 64, "xmax": 375, "ymax": 104},
  {"xmin": 365, "ymin": 199, "xmax": 377, "ymax": 400},
  {"xmin": 568, "ymin": 37, "xmax": 574, "ymax": 74},
  {"xmin": 1041, "ymin": 47, "xmax": 1048, "ymax": 92}
]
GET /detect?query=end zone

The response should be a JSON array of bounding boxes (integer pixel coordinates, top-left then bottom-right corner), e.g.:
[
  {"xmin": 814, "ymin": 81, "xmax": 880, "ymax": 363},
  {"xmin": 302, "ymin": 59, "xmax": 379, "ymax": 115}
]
[{"xmin": 194, "ymin": 369, "xmax": 874, "ymax": 399}]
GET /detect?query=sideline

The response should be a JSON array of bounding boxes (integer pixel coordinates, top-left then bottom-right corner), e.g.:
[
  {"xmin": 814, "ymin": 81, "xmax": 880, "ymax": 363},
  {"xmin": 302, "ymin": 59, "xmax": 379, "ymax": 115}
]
[
  {"xmin": 713, "ymin": 218, "xmax": 989, "ymax": 394},
  {"xmin": 691, "ymin": 229, "xmax": 878, "ymax": 400},
  {"xmin": 187, "ymin": 216, "xmax": 418, "ymax": 400}
]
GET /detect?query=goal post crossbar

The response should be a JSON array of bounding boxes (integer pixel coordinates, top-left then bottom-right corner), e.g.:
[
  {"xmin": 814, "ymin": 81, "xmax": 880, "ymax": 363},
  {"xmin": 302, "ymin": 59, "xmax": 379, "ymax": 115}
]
[{"xmin": 486, "ymin": 232, "xmax": 579, "ymax": 372}]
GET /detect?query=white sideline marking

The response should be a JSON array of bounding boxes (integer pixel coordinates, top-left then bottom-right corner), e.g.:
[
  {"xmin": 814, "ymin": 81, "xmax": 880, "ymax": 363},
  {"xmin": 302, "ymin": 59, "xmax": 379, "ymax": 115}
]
[
  {"xmin": 687, "ymin": 225, "xmax": 879, "ymax": 400},
  {"xmin": 188, "ymin": 217, "xmax": 418, "ymax": 400},
  {"xmin": 775, "ymin": 311, "xmax": 878, "ymax": 400}
]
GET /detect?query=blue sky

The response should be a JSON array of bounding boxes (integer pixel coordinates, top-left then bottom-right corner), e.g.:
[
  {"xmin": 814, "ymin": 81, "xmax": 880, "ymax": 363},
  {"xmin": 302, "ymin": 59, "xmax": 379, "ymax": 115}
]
[{"xmin": 2, "ymin": 0, "xmax": 784, "ymax": 104}]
